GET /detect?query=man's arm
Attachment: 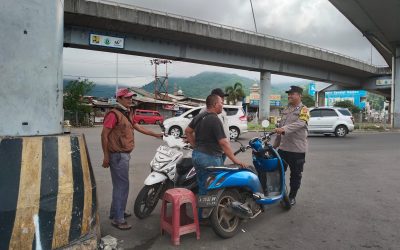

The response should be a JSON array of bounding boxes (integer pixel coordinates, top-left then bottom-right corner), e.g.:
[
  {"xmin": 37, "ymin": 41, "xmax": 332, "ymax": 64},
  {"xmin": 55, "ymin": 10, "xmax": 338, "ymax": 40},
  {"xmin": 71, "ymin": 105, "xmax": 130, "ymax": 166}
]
[
  {"xmin": 281, "ymin": 120, "xmax": 307, "ymax": 134},
  {"xmin": 275, "ymin": 107, "xmax": 309, "ymax": 136},
  {"xmin": 273, "ymin": 134, "xmax": 281, "ymax": 149},
  {"xmin": 101, "ymin": 127, "xmax": 112, "ymax": 168},
  {"xmin": 185, "ymin": 126, "xmax": 195, "ymax": 147},
  {"xmin": 218, "ymin": 138, "xmax": 246, "ymax": 167},
  {"xmin": 133, "ymin": 123, "xmax": 163, "ymax": 138}
]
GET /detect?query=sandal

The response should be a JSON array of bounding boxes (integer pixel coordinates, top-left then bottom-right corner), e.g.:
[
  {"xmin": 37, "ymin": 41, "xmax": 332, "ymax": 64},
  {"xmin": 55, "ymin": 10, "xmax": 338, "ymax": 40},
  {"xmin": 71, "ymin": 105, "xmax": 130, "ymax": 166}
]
[
  {"xmin": 109, "ymin": 212, "xmax": 132, "ymax": 220},
  {"xmin": 111, "ymin": 220, "xmax": 132, "ymax": 230}
]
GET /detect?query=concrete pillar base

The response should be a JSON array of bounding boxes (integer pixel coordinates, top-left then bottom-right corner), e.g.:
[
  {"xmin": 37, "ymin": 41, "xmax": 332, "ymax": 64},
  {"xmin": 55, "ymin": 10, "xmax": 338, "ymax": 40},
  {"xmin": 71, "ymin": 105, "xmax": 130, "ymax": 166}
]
[{"xmin": 0, "ymin": 134, "xmax": 99, "ymax": 249}]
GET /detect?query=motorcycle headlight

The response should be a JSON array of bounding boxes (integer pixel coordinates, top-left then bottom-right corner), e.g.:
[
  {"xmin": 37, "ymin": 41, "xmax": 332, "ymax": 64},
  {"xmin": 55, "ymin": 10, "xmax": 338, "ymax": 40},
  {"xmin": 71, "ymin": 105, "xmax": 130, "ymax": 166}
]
[
  {"xmin": 151, "ymin": 160, "xmax": 168, "ymax": 170},
  {"xmin": 160, "ymin": 164, "xmax": 175, "ymax": 174}
]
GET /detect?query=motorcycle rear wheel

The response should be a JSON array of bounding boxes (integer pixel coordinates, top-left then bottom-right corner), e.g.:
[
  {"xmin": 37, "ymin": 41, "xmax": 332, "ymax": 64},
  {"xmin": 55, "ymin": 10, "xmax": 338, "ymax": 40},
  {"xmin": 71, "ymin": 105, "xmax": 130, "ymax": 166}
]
[
  {"xmin": 134, "ymin": 184, "xmax": 162, "ymax": 219},
  {"xmin": 210, "ymin": 190, "xmax": 242, "ymax": 238}
]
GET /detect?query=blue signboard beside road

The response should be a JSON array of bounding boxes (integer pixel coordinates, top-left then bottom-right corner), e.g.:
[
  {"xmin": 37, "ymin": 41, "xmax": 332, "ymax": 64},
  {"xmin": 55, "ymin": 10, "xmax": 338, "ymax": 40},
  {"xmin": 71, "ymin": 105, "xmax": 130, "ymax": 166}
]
[
  {"xmin": 325, "ymin": 90, "xmax": 367, "ymax": 109},
  {"xmin": 309, "ymin": 83, "xmax": 316, "ymax": 96}
]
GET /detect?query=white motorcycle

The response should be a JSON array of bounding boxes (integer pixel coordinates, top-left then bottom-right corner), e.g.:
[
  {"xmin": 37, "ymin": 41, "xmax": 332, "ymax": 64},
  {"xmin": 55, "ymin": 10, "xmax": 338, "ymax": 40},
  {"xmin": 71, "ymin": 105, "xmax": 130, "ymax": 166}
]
[{"xmin": 134, "ymin": 130, "xmax": 197, "ymax": 219}]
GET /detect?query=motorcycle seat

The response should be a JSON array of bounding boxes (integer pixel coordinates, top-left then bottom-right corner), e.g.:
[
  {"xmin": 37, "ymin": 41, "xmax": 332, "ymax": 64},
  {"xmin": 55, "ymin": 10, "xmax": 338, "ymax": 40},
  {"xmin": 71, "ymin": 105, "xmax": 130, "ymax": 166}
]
[
  {"xmin": 176, "ymin": 158, "xmax": 193, "ymax": 175},
  {"xmin": 206, "ymin": 164, "xmax": 257, "ymax": 174}
]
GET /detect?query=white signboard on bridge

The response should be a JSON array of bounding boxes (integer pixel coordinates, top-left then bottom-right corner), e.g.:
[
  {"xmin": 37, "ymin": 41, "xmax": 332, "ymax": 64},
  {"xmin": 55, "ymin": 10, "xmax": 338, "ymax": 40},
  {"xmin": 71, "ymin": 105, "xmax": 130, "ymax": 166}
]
[
  {"xmin": 90, "ymin": 34, "xmax": 124, "ymax": 49},
  {"xmin": 376, "ymin": 79, "xmax": 392, "ymax": 86}
]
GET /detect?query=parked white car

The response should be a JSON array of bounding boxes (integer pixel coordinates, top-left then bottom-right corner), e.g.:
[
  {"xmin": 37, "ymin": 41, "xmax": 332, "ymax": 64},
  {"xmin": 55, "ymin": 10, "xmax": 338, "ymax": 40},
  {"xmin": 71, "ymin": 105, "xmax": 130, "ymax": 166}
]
[
  {"xmin": 163, "ymin": 105, "xmax": 248, "ymax": 139},
  {"xmin": 308, "ymin": 107, "xmax": 354, "ymax": 137}
]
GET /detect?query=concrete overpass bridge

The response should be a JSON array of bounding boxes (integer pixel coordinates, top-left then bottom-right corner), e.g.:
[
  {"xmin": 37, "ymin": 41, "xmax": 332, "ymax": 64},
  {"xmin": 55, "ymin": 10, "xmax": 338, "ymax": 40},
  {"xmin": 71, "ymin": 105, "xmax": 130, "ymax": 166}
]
[
  {"xmin": 63, "ymin": 0, "xmax": 395, "ymax": 122},
  {"xmin": 329, "ymin": 0, "xmax": 400, "ymax": 127}
]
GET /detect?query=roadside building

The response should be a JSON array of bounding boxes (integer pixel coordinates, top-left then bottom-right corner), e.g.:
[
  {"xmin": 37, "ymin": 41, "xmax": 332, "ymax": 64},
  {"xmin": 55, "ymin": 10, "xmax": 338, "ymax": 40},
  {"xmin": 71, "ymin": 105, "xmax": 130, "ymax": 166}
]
[{"xmin": 245, "ymin": 83, "xmax": 282, "ymax": 122}]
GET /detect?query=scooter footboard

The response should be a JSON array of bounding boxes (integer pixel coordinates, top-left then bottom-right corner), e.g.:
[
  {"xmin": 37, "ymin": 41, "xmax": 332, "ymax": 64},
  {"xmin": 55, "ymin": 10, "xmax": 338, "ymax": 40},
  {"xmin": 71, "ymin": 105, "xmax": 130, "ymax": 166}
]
[{"xmin": 255, "ymin": 194, "xmax": 282, "ymax": 205}]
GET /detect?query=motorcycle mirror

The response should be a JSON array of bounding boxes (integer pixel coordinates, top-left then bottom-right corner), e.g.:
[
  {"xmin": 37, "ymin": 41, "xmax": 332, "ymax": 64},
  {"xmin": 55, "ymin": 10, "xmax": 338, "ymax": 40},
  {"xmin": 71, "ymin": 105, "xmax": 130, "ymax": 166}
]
[
  {"xmin": 159, "ymin": 123, "xmax": 165, "ymax": 132},
  {"xmin": 261, "ymin": 120, "xmax": 270, "ymax": 128},
  {"xmin": 236, "ymin": 140, "xmax": 244, "ymax": 147}
]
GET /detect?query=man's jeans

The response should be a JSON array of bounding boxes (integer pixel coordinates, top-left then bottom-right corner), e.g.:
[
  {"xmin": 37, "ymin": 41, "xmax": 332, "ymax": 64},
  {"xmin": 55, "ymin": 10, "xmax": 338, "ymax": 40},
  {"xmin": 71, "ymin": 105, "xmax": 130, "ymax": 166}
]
[
  {"xmin": 109, "ymin": 152, "xmax": 131, "ymax": 223},
  {"xmin": 192, "ymin": 150, "xmax": 224, "ymax": 195}
]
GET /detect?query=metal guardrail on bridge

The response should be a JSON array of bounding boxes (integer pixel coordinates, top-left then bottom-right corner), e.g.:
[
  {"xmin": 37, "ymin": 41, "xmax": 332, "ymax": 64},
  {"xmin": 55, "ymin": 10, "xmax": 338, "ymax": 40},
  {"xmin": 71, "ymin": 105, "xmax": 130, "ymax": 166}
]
[{"xmin": 85, "ymin": 0, "xmax": 388, "ymax": 68}]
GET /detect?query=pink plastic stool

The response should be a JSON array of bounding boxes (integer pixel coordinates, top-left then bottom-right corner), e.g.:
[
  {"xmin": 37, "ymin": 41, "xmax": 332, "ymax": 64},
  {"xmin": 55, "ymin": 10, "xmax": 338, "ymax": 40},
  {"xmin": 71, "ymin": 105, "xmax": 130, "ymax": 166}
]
[{"xmin": 160, "ymin": 188, "xmax": 200, "ymax": 245}]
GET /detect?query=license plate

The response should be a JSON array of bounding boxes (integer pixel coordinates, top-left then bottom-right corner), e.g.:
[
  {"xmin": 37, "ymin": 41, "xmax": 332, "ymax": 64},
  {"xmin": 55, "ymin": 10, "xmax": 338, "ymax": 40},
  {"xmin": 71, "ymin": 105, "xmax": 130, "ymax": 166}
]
[
  {"xmin": 157, "ymin": 146, "xmax": 177, "ymax": 157},
  {"xmin": 197, "ymin": 195, "xmax": 218, "ymax": 207}
]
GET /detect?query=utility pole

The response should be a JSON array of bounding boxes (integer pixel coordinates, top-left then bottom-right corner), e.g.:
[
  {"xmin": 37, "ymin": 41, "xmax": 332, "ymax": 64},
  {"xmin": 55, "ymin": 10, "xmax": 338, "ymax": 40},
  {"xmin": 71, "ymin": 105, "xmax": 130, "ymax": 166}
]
[
  {"xmin": 250, "ymin": 0, "xmax": 258, "ymax": 33},
  {"xmin": 116, "ymin": 53, "xmax": 119, "ymax": 95},
  {"xmin": 370, "ymin": 44, "xmax": 373, "ymax": 65},
  {"xmin": 150, "ymin": 58, "xmax": 172, "ymax": 100}
]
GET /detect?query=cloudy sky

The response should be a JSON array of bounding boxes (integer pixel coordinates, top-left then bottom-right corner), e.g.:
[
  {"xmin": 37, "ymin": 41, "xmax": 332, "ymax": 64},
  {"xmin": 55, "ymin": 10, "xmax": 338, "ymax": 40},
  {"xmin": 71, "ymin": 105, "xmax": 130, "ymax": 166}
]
[{"xmin": 63, "ymin": 0, "xmax": 387, "ymax": 87}]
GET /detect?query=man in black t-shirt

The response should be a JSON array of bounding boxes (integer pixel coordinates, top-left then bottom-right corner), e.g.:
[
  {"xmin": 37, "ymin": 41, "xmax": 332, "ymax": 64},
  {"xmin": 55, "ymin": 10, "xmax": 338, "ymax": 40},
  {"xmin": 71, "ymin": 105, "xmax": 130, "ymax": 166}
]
[{"xmin": 185, "ymin": 94, "xmax": 246, "ymax": 196}]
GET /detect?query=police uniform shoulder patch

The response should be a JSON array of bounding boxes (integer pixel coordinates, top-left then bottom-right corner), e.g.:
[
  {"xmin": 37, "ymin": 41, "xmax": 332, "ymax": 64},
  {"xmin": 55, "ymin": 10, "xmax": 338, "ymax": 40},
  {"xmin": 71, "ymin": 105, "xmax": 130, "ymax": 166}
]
[{"xmin": 299, "ymin": 106, "xmax": 310, "ymax": 122}]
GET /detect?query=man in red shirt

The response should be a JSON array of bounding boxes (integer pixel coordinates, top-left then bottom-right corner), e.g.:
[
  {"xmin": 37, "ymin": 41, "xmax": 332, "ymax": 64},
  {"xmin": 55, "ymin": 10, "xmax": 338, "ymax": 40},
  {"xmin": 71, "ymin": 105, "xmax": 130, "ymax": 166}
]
[{"xmin": 101, "ymin": 88, "xmax": 162, "ymax": 230}]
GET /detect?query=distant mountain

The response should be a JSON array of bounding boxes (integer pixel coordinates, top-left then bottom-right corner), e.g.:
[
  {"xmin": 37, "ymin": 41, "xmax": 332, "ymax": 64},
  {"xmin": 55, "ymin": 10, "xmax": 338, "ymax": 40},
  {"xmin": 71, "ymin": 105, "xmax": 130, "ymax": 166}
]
[
  {"xmin": 141, "ymin": 71, "xmax": 298, "ymax": 99},
  {"xmin": 63, "ymin": 72, "xmax": 308, "ymax": 98},
  {"xmin": 63, "ymin": 78, "xmax": 129, "ymax": 98}
]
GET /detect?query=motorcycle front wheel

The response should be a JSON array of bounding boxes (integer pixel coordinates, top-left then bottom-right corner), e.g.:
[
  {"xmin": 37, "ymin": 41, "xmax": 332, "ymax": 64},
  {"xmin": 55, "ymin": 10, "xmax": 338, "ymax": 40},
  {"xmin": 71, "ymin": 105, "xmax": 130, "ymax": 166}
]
[
  {"xmin": 210, "ymin": 190, "xmax": 242, "ymax": 238},
  {"xmin": 134, "ymin": 183, "xmax": 162, "ymax": 219}
]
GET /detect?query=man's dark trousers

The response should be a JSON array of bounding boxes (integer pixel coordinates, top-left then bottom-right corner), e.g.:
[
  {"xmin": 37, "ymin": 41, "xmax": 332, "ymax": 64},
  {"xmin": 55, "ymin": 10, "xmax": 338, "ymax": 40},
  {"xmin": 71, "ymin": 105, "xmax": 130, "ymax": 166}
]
[{"xmin": 278, "ymin": 149, "xmax": 305, "ymax": 198}]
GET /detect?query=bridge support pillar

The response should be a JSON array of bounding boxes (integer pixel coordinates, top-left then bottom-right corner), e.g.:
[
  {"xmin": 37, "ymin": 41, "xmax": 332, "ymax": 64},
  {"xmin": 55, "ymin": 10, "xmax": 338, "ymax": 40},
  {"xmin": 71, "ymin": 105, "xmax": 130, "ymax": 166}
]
[
  {"xmin": 0, "ymin": 0, "xmax": 64, "ymax": 136},
  {"xmin": 392, "ymin": 47, "xmax": 400, "ymax": 128},
  {"xmin": 259, "ymin": 71, "xmax": 271, "ymax": 122},
  {"xmin": 317, "ymin": 91, "xmax": 326, "ymax": 107},
  {"xmin": 0, "ymin": 1, "xmax": 99, "ymax": 249}
]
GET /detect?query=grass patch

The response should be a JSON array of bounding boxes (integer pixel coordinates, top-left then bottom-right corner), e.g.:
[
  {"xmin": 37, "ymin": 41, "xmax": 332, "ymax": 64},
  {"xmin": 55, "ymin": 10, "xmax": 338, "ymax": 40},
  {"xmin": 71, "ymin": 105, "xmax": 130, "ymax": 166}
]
[
  {"xmin": 354, "ymin": 124, "xmax": 387, "ymax": 131},
  {"xmin": 248, "ymin": 123, "xmax": 276, "ymax": 131}
]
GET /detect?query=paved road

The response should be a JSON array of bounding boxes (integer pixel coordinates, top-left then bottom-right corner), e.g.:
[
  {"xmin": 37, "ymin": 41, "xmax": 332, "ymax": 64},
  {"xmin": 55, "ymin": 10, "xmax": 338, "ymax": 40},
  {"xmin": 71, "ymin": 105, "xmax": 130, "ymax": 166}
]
[{"xmin": 75, "ymin": 126, "xmax": 400, "ymax": 249}]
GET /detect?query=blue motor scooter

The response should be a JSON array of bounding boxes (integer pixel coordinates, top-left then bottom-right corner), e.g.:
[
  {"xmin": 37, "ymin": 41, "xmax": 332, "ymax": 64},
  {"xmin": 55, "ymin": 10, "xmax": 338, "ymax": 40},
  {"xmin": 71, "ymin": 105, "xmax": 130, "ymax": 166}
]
[{"xmin": 197, "ymin": 120, "xmax": 291, "ymax": 238}]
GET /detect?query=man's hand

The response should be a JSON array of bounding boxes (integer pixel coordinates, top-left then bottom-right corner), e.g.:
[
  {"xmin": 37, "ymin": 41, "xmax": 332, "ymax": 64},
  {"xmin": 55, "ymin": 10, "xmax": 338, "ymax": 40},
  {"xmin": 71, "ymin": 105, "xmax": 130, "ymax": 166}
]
[
  {"xmin": 102, "ymin": 157, "xmax": 110, "ymax": 168},
  {"xmin": 133, "ymin": 123, "xmax": 164, "ymax": 139},
  {"xmin": 274, "ymin": 127, "xmax": 285, "ymax": 135},
  {"xmin": 233, "ymin": 160, "xmax": 247, "ymax": 168},
  {"xmin": 101, "ymin": 127, "xmax": 112, "ymax": 168}
]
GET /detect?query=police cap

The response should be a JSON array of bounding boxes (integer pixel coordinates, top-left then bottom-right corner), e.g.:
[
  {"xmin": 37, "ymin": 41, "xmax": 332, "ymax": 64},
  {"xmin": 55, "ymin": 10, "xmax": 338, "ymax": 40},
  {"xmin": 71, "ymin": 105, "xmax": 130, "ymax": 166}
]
[{"xmin": 285, "ymin": 86, "xmax": 303, "ymax": 94}]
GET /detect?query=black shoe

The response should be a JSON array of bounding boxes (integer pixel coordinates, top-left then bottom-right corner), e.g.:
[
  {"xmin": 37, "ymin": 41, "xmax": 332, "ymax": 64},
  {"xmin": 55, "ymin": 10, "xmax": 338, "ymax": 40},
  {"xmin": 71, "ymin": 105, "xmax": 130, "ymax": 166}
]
[{"xmin": 289, "ymin": 197, "xmax": 296, "ymax": 206}]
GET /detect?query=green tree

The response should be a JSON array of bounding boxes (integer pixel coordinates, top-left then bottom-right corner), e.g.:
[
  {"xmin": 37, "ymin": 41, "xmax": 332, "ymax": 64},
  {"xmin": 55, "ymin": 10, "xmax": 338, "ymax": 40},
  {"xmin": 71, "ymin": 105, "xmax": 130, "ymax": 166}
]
[
  {"xmin": 333, "ymin": 100, "xmax": 361, "ymax": 114},
  {"xmin": 64, "ymin": 79, "xmax": 95, "ymax": 126},
  {"xmin": 367, "ymin": 92, "xmax": 385, "ymax": 111},
  {"xmin": 225, "ymin": 82, "xmax": 245, "ymax": 105},
  {"xmin": 301, "ymin": 93, "xmax": 315, "ymax": 107}
]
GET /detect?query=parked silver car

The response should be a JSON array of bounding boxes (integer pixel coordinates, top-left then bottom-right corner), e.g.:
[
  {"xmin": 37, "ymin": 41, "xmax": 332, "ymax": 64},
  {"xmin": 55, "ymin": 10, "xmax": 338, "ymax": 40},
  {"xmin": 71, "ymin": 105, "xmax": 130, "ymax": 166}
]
[{"xmin": 308, "ymin": 107, "xmax": 354, "ymax": 137}]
